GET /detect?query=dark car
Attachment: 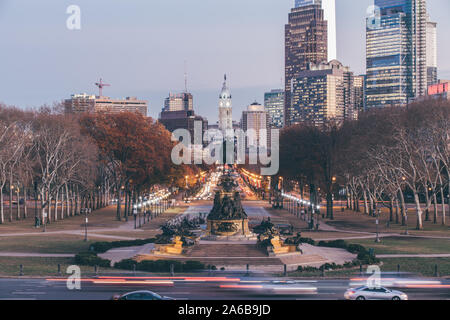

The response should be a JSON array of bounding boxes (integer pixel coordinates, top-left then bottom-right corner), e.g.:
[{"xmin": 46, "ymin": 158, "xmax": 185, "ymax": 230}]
[{"xmin": 112, "ymin": 290, "xmax": 174, "ymax": 300}]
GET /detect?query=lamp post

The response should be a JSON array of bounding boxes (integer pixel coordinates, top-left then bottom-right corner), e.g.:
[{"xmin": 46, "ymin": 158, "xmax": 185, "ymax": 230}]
[
  {"xmin": 138, "ymin": 197, "xmax": 142, "ymax": 228},
  {"xmin": 34, "ymin": 181, "xmax": 38, "ymax": 228},
  {"xmin": 375, "ymin": 209, "xmax": 381, "ymax": 243},
  {"xmin": 404, "ymin": 208, "xmax": 409, "ymax": 235},
  {"xmin": 84, "ymin": 208, "xmax": 89, "ymax": 242},
  {"xmin": 43, "ymin": 209, "xmax": 47, "ymax": 233},
  {"xmin": 133, "ymin": 205, "xmax": 137, "ymax": 229}
]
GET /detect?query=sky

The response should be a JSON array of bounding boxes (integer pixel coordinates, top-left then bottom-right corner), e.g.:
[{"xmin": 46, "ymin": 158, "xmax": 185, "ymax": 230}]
[{"xmin": 0, "ymin": 0, "xmax": 449, "ymax": 123}]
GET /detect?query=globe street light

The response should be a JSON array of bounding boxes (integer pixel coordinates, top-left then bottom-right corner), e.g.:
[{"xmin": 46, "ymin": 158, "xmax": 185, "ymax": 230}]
[
  {"xmin": 404, "ymin": 208, "xmax": 409, "ymax": 235},
  {"xmin": 375, "ymin": 209, "xmax": 381, "ymax": 243}
]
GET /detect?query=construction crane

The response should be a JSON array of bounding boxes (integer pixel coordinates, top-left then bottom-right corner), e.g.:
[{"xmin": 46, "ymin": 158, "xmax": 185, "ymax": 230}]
[{"xmin": 95, "ymin": 78, "xmax": 110, "ymax": 97}]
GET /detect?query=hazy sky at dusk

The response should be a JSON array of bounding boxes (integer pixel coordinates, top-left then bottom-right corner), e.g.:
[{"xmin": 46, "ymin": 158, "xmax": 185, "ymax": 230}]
[{"xmin": 1, "ymin": 0, "xmax": 449, "ymax": 123}]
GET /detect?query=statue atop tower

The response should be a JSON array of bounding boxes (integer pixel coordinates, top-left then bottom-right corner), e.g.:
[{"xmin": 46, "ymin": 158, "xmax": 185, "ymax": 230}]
[{"xmin": 218, "ymin": 74, "xmax": 233, "ymax": 136}]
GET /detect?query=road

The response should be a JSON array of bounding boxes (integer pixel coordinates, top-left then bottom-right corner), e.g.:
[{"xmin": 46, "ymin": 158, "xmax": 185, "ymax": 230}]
[{"xmin": 0, "ymin": 275, "xmax": 448, "ymax": 300}]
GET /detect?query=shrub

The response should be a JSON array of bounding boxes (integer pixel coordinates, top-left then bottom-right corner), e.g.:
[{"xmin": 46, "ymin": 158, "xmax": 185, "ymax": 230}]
[
  {"xmin": 347, "ymin": 244, "xmax": 367, "ymax": 255},
  {"xmin": 297, "ymin": 266, "xmax": 319, "ymax": 272},
  {"xmin": 114, "ymin": 259, "xmax": 206, "ymax": 272},
  {"xmin": 74, "ymin": 252, "xmax": 111, "ymax": 268},
  {"xmin": 89, "ymin": 238, "xmax": 156, "ymax": 253},
  {"xmin": 316, "ymin": 240, "xmax": 378, "ymax": 265},
  {"xmin": 183, "ymin": 261, "xmax": 205, "ymax": 271},
  {"xmin": 318, "ymin": 240, "xmax": 347, "ymax": 249},
  {"xmin": 114, "ymin": 259, "xmax": 137, "ymax": 270}
]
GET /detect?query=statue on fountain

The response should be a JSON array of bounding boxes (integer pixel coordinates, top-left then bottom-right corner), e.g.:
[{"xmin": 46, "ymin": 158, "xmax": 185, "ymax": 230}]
[{"xmin": 205, "ymin": 170, "xmax": 251, "ymax": 239}]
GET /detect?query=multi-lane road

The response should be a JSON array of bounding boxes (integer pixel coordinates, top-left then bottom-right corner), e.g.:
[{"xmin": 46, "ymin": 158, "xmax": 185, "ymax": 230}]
[{"xmin": 0, "ymin": 275, "xmax": 449, "ymax": 300}]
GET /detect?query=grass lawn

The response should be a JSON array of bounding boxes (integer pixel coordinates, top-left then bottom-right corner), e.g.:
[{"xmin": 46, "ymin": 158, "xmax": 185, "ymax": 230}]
[
  {"xmin": 0, "ymin": 257, "xmax": 123, "ymax": 277},
  {"xmin": 380, "ymin": 258, "xmax": 450, "ymax": 277},
  {"xmin": 0, "ymin": 206, "xmax": 124, "ymax": 233},
  {"xmin": 348, "ymin": 237, "xmax": 450, "ymax": 255},
  {"xmin": 0, "ymin": 234, "xmax": 98, "ymax": 254},
  {"xmin": 325, "ymin": 208, "xmax": 450, "ymax": 237}
]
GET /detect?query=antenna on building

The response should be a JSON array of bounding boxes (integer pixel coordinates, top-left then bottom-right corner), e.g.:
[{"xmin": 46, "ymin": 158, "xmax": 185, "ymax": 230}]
[
  {"xmin": 184, "ymin": 60, "xmax": 188, "ymax": 93},
  {"xmin": 95, "ymin": 78, "xmax": 110, "ymax": 97}
]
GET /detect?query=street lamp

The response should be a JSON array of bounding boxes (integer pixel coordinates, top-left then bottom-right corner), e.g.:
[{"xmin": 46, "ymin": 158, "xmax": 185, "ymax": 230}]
[
  {"xmin": 133, "ymin": 205, "xmax": 138, "ymax": 229},
  {"xmin": 83, "ymin": 208, "xmax": 90, "ymax": 242},
  {"xmin": 375, "ymin": 209, "xmax": 381, "ymax": 243},
  {"xmin": 404, "ymin": 208, "xmax": 409, "ymax": 235}
]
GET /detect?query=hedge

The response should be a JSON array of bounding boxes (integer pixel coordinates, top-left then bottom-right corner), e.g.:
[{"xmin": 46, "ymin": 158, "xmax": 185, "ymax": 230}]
[
  {"xmin": 89, "ymin": 238, "xmax": 156, "ymax": 254},
  {"xmin": 317, "ymin": 240, "xmax": 379, "ymax": 265},
  {"xmin": 114, "ymin": 259, "xmax": 205, "ymax": 273},
  {"xmin": 74, "ymin": 252, "xmax": 112, "ymax": 268}
]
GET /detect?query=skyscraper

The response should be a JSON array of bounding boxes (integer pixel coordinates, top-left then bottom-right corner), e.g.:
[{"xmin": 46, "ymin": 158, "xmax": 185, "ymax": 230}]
[
  {"xmin": 285, "ymin": 1, "xmax": 328, "ymax": 126},
  {"xmin": 426, "ymin": 19, "xmax": 438, "ymax": 87},
  {"xmin": 366, "ymin": 0, "xmax": 427, "ymax": 108},
  {"xmin": 295, "ymin": 0, "xmax": 336, "ymax": 60},
  {"xmin": 353, "ymin": 75, "xmax": 366, "ymax": 115},
  {"xmin": 163, "ymin": 92, "xmax": 193, "ymax": 112},
  {"xmin": 241, "ymin": 102, "xmax": 270, "ymax": 151},
  {"xmin": 264, "ymin": 89, "xmax": 285, "ymax": 129},
  {"xmin": 290, "ymin": 60, "xmax": 355, "ymax": 127}
]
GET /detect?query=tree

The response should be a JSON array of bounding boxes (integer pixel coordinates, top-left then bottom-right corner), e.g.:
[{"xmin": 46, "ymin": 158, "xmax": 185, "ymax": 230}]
[{"xmin": 80, "ymin": 112, "xmax": 176, "ymax": 221}]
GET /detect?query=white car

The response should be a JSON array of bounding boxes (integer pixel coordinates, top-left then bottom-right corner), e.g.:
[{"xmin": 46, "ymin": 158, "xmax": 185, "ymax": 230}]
[{"xmin": 344, "ymin": 286, "xmax": 408, "ymax": 300}]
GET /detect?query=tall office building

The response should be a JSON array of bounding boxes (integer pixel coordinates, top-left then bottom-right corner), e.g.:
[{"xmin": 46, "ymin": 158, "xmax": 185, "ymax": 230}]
[
  {"xmin": 353, "ymin": 75, "xmax": 366, "ymax": 115},
  {"xmin": 366, "ymin": 0, "xmax": 427, "ymax": 108},
  {"xmin": 163, "ymin": 92, "xmax": 193, "ymax": 112},
  {"xmin": 264, "ymin": 89, "xmax": 285, "ymax": 129},
  {"xmin": 295, "ymin": 0, "xmax": 336, "ymax": 60},
  {"xmin": 65, "ymin": 94, "xmax": 148, "ymax": 116},
  {"xmin": 241, "ymin": 102, "xmax": 270, "ymax": 151},
  {"xmin": 159, "ymin": 110, "xmax": 208, "ymax": 145},
  {"xmin": 426, "ymin": 19, "xmax": 438, "ymax": 87},
  {"xmin": 285, "ymin": 1, "xmax": 328, "ymax": 126},
  {"xmin": 290, "ymin": 60, "xmax": 356, "ymax": 126}
]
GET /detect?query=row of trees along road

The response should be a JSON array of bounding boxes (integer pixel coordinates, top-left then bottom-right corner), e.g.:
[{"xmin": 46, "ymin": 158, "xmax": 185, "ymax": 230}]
[
  {"xmin": 280, "ymin": 99, "xmax": 449, "ymax": 230},
  {"xmin": 0, "ymin": 103, "xmax": 196, "ymax": 225}
]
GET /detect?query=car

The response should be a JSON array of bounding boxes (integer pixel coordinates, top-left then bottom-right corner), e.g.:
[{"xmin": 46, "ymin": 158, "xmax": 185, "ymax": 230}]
[
  {"xmin": 344, "ymin": 286, "xmax": 408, "ymax": 300},
  {"xmin": 112, "ymin": 290, "xmax": 174, "ymax": 300}
]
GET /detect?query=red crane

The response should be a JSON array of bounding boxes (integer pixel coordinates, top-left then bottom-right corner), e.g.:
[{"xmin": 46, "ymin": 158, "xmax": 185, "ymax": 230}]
[{"xmin": 95, "ymin": 78, "xmax": 110, "ymax": 97}]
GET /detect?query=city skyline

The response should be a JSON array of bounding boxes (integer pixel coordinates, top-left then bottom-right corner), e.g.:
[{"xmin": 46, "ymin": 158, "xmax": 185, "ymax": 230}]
[{"xmin": 0, "ymin": 0, "xmax": 449, "ymax": 123}]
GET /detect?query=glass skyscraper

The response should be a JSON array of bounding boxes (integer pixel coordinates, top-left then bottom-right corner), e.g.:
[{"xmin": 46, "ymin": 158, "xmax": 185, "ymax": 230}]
[
  {"xmin": 264, "ymin": 89, "xmax": 285, "ymax": 129},
  {"xmin": 366, "ymin": 0, "xmax": 427, "ymax": 108},
  {"xmin": 295, "ymin": 0, "xmax": 337, "ymax": 61},
  {"xmin": 285, "ymin": 2, "xmax": 327, "ymax": 126}
]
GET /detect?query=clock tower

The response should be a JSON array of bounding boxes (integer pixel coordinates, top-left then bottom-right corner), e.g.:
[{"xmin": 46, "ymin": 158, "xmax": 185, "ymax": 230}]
[{"xmin": 218, "ymin": 74, "xmax": 233, "ymax": 137}]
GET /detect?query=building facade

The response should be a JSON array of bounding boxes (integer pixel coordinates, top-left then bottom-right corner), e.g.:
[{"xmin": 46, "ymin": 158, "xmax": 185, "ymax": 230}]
[
  {"xmin": 285, "ymin": 1, "xmax": 328, "ymax": 127},
  {"xmin": 159, "ymin": 110, "xmax": 208, "ymax": 145},
  {"xmin": 240, "ymin": 102, "xmax": 270, "ymax": 151},
  {"xmin": 426, "ymin": 19, "xmax": 438, "ymax": 87},
  {"xmin": 64, "ymin": 94, "xmax": 148, "ymax": 116},
  {"xmin": 295, "ymin": 0, "xmax": 336, "ymax": 61},
  {"xmin": 264, "ymin": 89, "xmax": 285, "ymax": 129},
  {"xmin": 163, "ymin": 92, "xmax": 193, "ymax": 112},
  {"xmin": 427, "ymin": 80, "xmax": 450, "ymax": 100},
  {"xmin": 366, "ymin": 0, "xmax": 427, "ymax": 108},
  {"xmin": 290, "ymin": 60, "xmax": 356, "ymax": 126},
  {"xmin": 353, "ymin": 75, "xmax": 367, "ymax": 115}
]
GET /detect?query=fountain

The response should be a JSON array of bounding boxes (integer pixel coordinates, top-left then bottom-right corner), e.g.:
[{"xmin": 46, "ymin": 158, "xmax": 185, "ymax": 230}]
[{"xmin": 203, "ymin": 171, "xmax": 254, "ymax": 240}]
